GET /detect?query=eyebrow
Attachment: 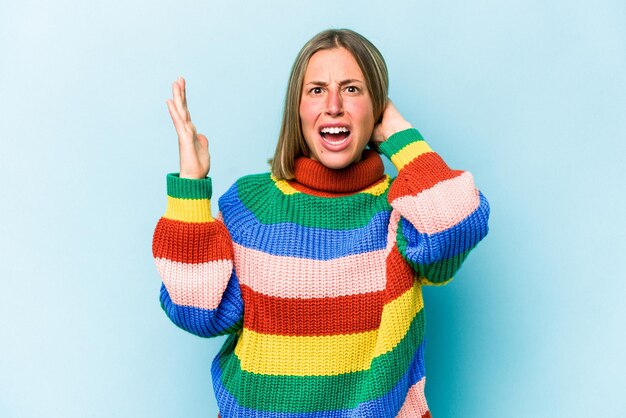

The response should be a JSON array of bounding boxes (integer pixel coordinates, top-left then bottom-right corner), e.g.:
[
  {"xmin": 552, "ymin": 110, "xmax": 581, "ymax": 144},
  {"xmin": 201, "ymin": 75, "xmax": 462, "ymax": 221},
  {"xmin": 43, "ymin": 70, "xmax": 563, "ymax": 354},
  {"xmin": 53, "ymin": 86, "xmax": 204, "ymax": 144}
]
[{"xmin": 304, "ymin": 78, "xmax": 364, "ymax": 87}]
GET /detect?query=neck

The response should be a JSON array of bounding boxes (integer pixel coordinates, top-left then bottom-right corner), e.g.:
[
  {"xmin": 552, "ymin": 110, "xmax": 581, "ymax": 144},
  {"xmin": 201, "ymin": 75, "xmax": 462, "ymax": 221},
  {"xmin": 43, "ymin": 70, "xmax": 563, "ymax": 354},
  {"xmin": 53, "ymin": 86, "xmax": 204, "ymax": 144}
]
[{"xmin": 292, "ymin": 150, "xmax": 384, "ymax": 193}]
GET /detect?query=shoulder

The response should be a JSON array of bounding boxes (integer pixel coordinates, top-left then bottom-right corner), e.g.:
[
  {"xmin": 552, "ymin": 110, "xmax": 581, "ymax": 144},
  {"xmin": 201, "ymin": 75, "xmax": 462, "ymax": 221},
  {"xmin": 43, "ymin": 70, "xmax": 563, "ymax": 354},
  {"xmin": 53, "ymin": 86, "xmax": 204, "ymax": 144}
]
[
  {"xmin": 236, "ymin": 172, "xmax": 275, "ymax": 190},
  {"xmin": 218, "ymin": 172, "xmax": 272, "ymax": 204},
  {"xmin": 217, "ymin": 172, "xmax": 287, "ymax": 239}
]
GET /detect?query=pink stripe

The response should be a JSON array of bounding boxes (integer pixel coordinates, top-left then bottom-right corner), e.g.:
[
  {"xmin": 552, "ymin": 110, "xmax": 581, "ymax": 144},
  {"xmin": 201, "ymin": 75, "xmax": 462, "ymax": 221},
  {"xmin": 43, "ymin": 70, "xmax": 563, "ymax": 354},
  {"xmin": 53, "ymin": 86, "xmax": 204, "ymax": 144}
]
[
  {"xmin": 233, "ymin": 243, "xmax": 387, "ymax": 298},
  {"xmin": 155, "ymin": 257, "xmax": 233, "ymax": 310},
  {"xmin": 396, "ymin": 377, "xmax": 429, "ymax": 417},
  {"xmin": 391, "ymin": 171, "xmax": 480, "ymax": 234},
  {"xmin": 385, "ymin": 210, "xmax": 402, "ymax": 254}
]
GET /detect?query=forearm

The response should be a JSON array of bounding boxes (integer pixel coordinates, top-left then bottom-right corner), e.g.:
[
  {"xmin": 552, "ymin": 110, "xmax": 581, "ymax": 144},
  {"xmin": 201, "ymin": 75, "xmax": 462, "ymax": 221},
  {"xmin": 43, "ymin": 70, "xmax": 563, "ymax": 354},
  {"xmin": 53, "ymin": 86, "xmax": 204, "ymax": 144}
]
[
  {"xmin": 152, "ymin": 174, "xmax": 243, "ymax": 337},
  {"xmin": 381, "ymin": 128, "xmax": 490, "ymax": 283}
]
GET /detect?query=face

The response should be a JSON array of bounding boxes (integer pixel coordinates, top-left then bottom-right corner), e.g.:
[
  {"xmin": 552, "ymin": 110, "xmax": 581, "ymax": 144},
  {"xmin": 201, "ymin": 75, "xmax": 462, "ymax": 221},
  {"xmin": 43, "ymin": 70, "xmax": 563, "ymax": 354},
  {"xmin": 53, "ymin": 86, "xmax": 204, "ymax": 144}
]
[{"xmin": 299, "ymin": 47, "xmax": 375, "ymax": 170}]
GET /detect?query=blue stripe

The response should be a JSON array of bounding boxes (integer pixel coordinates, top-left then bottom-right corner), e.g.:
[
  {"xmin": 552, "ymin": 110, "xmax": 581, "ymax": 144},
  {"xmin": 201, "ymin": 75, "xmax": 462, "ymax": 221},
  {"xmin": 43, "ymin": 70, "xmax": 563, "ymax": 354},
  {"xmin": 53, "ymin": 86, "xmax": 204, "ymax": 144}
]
[
  {"xmin": 220, "ymin": 192, "xmax": 391, "ymax": 260},
  {"xmin": 159, "ymin": 271, "xmax": 244, "ymax": 338},
  {"xmin": 401, "ymin": 190, "xmax": 490, "ymax": 264}
]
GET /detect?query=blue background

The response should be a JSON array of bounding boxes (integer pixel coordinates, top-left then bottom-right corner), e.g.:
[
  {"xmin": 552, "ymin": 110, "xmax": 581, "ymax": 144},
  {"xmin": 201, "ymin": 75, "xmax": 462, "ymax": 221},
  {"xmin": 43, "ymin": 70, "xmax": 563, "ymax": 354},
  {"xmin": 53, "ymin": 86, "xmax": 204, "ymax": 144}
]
[{"xmin": 1, "ymin": 1, "xmax": 624, "ymax": 417}]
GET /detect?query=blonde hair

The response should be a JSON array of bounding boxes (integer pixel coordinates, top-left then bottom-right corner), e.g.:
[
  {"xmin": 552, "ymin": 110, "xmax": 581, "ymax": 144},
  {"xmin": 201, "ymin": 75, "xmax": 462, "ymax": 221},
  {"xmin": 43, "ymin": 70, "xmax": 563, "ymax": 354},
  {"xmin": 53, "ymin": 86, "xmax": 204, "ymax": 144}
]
[{"xmin": 270, "ymin": 29, "xmax": 389, "ymax": 180}]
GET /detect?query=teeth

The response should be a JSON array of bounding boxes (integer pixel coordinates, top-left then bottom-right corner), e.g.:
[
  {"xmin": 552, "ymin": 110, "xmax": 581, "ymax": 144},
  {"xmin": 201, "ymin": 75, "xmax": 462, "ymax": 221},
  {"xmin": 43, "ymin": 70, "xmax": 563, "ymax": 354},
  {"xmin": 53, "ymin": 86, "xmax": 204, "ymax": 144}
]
[
  {"xmin": 322, "ymin": 135, "xmax": 350, "ymax": 145},
  {"xmin": 320, "ymin": 126, "xmax": 349, "ymax": 134}
]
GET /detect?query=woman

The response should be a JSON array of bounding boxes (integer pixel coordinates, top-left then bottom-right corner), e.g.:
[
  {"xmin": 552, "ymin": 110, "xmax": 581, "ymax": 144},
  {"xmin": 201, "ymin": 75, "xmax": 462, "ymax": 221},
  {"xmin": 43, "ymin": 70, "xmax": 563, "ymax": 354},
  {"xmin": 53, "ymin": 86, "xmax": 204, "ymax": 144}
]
[{"xmin": 153, "ymin": 29, "xmax": 490, "ymax": 418}]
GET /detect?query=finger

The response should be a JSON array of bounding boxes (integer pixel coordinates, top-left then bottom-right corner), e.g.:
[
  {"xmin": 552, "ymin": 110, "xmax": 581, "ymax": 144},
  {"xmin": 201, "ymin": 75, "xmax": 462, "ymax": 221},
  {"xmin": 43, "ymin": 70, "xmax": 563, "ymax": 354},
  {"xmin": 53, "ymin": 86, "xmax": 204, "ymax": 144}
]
[
  {"xmin": 171, "ymin": 81, "xmax": 184, "ymax": 120},
  {"xmin": 177, "ymin": 77, "xmax": 190, "ymax": 119},
  {"xmin": 167, "ymin": 98, "xmax": 194, "ymax": 139},
  {"xmin": 197, "ymin": 133, "xmax": 208, "ymax": 148},
  {"xmin": 172, "ymin": 79, "xmax": 185, "ymax": 119},
  {"xmin": 371, "ymin": 124, "xmax": 384, "ymax": 143},
  {"xmin": 180, "ymin": 77, "xmax": 187, "ymax": 107},
  {"xmin": 181, "ymin": 78, "xmax": 191, "ymax": 120},
  {"xmin": 166, "ymin": 99, "xmax": 184, "ymax": 132},
  {"xmin": 172, "ymin": 79, "xmax": 190, "ymax": 122}
]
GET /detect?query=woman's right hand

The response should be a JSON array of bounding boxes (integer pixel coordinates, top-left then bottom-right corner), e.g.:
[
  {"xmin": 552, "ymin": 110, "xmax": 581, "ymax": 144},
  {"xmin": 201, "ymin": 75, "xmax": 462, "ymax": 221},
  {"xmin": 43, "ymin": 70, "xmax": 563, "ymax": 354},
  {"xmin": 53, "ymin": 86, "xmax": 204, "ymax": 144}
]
[{"xmin": 166, "ymin": 77, "xmax": 210, "ymax": 179}]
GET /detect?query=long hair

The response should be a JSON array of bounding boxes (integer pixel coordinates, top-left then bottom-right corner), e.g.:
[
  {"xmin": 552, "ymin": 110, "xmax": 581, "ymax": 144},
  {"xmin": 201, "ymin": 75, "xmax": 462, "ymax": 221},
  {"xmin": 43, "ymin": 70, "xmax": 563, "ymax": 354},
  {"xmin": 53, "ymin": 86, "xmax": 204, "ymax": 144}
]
[{"xmin": 270, "ymin": 29, "xmax": 389, "ymax": 180}]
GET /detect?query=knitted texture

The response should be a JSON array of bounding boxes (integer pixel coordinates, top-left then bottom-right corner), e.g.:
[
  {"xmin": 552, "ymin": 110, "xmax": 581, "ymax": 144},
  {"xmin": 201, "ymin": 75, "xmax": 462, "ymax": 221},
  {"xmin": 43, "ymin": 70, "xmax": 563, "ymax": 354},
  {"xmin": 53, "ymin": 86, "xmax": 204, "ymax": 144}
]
[{"xmin": 152, "ymin": 128, "xmax": 490, "ymax": 417}]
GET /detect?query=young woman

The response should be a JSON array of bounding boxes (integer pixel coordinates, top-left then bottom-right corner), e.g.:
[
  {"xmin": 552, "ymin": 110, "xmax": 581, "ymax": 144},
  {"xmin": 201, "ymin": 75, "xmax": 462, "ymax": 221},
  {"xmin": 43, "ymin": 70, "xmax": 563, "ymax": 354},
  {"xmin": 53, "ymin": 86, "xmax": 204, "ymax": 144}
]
[{"xmin": 153, "ymin": 29, "xmax": 490, "ymax": 418}]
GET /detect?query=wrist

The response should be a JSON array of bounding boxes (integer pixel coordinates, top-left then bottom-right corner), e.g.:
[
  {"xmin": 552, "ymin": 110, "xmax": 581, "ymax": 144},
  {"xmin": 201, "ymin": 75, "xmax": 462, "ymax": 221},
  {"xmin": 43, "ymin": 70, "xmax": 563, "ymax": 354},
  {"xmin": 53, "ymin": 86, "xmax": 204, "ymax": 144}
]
[
  {"xmin": 379, "ymin": 127, "xmax": 428, "ymax": 169},
  {"xmin": 165, "ymin": 173, "xmax": 214, "ymax": 222},
  {"xmin": 382, "ymin": 120, "xmax": 413, "ymax": 142},
  {"xmin": 179, "ymin": 170, "xmax": 209, "ymax": 179}
]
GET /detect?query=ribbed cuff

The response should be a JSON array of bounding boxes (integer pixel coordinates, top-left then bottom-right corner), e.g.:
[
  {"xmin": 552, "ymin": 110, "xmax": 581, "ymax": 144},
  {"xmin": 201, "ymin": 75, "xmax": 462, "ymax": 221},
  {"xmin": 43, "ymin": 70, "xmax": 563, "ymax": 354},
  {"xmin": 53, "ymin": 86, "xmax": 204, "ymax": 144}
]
[
  {"xmin": 166, "ymin": 173, "xmax": 212, "ymax": 199},
  {"xmin": 379, "ymin": 128, "xmax": 433, "ymax": 171},
  {"xmin": 163, "ymin": 173, "xmax": 214, "ymax": 222}
]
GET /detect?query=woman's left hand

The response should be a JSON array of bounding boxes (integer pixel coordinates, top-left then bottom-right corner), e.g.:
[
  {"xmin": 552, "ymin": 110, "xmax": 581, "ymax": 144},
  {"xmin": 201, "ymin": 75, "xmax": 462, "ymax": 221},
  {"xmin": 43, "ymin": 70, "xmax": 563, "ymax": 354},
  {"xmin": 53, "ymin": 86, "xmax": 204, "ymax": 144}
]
[{"xmin": 371, "ymin": 100, "xmax": 413, "ymax": 144}]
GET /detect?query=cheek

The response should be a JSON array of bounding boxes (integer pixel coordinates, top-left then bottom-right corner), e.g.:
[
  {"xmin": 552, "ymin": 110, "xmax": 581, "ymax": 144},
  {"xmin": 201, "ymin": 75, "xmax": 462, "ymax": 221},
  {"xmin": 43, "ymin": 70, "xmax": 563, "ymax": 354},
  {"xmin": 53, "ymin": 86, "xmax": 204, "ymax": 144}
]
[
  {"xmin": 299, "ymin": 103, "xmax": 315, "ymax": 128},
  {"xmin": 299, "ymin": 104, "xmax": 319, "ymax": 149},
  {"xmin": 350, "ymin": 102, "xmax": 375, "ymax": 131},
  {"xmin": 299, "ymin": 109, "xmax": 311, "ymax": 126},
  {"xmin": 347, "ymin": 96, "xmax": 372, "ymax": 116}
]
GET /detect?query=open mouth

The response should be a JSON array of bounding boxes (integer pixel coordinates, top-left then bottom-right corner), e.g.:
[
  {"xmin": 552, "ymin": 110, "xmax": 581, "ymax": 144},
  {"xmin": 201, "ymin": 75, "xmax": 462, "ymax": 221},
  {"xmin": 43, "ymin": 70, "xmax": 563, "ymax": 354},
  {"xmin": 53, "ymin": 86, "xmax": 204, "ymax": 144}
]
[{"xmin": 320, "ymin": 126, "xmax": 351, "ymax": 145}]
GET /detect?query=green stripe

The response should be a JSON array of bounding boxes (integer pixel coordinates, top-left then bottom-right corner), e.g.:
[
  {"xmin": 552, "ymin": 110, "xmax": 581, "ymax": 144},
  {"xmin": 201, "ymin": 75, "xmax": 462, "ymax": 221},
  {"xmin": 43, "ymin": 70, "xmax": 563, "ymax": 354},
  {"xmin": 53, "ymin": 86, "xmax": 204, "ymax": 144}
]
[
  {"xmin": 236, "ymin": 174, "xmax": 392, "ymax": 229},
  {"xmin": 217, "ymin": 309, "xmax": 425, "ymax": 412},
  {"xmin": 379, "ymin": 128, "xmax": 424, "ymax": 159},
  {"xmin": 396, "ymin": 219, "xmax": 473, "ymax": 283},
  {"xmin": 220, "ymin": 320, "xmax": 244, "ymax": 336},
  {"xmin": 166, "ymin": 173, "xmax": 212, "ymax": 199}
]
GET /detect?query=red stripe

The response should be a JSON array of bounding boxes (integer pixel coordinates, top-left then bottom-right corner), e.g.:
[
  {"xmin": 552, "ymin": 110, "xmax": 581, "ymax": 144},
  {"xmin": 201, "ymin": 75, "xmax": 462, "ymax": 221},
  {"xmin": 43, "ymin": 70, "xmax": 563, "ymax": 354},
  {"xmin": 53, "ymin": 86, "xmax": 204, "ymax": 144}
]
[
  {"xmin": 285, "ymin": 175, "xmax": 388, "ymax": 198},
  {"xmin": 152, "ymin": 217, "xmax": 233, "ymax": 263},
  {"xmin": 388, "ymin": 152, "xmax": 463, "ymax": 202},
  {"xmin": 293, "ymin": 149, "xmax": 384, "ymax": 193},
  {"xmin": 240, "ymin": 283, "xmax": 384, "ymax": 335},
  {"xmin": 386, "ymin": 244, "xmax": 416, "ymax": 298},
  {"xmin": 239, "ymin": 245, "xmax": 415, "ymax": 336}
]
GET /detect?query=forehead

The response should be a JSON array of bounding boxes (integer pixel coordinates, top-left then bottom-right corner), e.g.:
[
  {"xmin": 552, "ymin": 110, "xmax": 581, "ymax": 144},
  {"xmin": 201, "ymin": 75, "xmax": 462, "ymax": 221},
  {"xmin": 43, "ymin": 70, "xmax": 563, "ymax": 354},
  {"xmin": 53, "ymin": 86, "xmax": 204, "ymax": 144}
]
[{"xmin": 303, "ymin": 47, "xmax": 364, "ymax": 81}]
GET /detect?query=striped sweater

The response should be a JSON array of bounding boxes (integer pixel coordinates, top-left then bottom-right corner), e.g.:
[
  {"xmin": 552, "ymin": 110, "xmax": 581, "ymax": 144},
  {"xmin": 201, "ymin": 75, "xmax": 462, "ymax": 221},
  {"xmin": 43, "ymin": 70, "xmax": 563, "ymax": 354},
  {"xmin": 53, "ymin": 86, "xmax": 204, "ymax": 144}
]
[{"xmin": 152, "ymin": 128, "xmax": 490, "ymax": 417}]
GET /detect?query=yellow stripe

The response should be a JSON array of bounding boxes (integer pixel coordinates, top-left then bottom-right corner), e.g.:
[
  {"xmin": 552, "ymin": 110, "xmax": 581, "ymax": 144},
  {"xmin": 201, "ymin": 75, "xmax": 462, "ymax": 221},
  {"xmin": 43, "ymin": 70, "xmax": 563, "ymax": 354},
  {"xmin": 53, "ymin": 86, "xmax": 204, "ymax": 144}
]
[
  {"xmin": 373, "ymin": 280, "xmax": 423, "ymax": 357},
  {"xmin": 163, "ymin": 196, "xmax": 214, "ymax": 223},
  {"xmin": 271, "ymin": 175, "xmax": 390, "ymax": 196},
  {"xmin": 390, "ymin": 141, "xmax": 433, "ymax": 170},
  {"xmin": 361, "ymin": 175, "xmax": 391, "ymax": 196},
  {"xmin": 419, "ymin": 276, "xmax": 454, "ymax": 286},
  {"xmin": 271, "ymin": 175, "xmax": 300, "ymax": 195},
  {"xmin": 234, "ymin": 281, "xmax": 424, "ymax": 376}
]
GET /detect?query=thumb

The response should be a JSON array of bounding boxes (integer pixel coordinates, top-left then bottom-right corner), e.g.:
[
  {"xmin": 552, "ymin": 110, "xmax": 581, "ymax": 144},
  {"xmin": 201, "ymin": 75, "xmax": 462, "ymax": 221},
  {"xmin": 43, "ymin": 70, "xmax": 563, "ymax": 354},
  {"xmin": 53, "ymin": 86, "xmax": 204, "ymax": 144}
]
[{"xmin": 197, "ymin": 133, "xmax": 209, "ymax": 148}]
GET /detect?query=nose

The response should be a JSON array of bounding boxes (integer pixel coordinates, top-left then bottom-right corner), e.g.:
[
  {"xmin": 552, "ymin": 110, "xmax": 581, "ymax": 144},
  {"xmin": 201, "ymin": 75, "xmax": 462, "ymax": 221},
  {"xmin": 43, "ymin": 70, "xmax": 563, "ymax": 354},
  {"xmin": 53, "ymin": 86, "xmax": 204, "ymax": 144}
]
[{"xmin": 324, "ymin": 89, "xmax": 343, "ymax": 117}]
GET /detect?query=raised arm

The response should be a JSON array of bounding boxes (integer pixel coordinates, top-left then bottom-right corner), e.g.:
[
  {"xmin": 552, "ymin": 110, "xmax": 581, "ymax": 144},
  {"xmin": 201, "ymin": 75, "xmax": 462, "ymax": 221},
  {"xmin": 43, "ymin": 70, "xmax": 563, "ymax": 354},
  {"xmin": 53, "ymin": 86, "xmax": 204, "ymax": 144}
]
[
  {"xmin": 165, "ymin": 77, "xmax": 210, "ymax": 180},
  {"xmin": 374, "ymin": 101, "xmax": 490, "ymax": 285},
  {"xmin": 152, "ymin": 78, "xmax": 243, "ymax": 337}
]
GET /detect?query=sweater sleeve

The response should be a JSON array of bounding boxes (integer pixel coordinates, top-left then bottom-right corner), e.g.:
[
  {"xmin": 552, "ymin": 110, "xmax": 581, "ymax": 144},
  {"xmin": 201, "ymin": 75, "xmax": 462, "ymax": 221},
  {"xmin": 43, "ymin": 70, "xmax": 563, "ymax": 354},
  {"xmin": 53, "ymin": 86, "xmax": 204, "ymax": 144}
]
[
  {"xmin": 380, "ymin": 128, "xmax": 490, "ymax": 285},
  {"xmin": 152, "ymin": 173, "xmax": 244, "ymax": 337}
]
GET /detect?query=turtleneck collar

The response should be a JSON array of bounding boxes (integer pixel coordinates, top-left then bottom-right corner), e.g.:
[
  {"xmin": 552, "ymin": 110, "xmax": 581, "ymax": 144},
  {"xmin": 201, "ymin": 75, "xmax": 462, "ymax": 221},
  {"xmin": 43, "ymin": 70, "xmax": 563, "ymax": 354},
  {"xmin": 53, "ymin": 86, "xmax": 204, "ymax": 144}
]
[{"xmin": 292, "ymin": 150, "xmax": 385, "ymax": 193}]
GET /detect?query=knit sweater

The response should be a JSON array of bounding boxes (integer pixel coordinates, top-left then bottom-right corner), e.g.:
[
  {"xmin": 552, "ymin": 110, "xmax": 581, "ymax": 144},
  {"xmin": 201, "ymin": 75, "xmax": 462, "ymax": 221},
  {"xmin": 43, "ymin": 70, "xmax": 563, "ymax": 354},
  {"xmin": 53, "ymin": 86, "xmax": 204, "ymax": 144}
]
[{"xmin": 152, "ymin": 128, "xmax": 490, "ymax": 418}]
